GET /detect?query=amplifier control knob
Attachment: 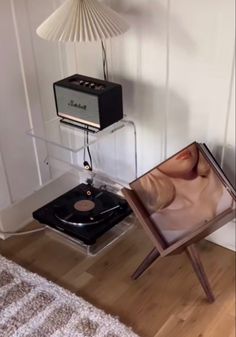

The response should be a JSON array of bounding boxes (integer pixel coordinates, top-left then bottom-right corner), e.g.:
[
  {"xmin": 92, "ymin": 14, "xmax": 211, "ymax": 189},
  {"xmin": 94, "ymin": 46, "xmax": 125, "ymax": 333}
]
[{"xmin": 95, "ymin": 85, "xmax": 104, "ymax": 90}]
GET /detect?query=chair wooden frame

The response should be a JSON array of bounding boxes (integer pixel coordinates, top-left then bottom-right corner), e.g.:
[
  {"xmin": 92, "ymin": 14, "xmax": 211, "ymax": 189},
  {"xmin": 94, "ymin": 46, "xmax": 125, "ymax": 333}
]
[
  {"xmin": 122, "ymin": 180, "xmax": 235, "ymax": 303},
  {"xmin": 122, "ymin": 188, "xmax": 235, "ymax": 303}
]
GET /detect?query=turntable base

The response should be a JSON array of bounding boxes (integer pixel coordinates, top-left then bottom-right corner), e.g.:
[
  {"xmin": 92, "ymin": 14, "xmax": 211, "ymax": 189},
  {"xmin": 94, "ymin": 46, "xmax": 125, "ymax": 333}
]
[
  {"xmin": 33, "ymin": 182, "xmax": 135, "ymax": 255},
  {"xmin": 46, "ymin": 215, "xmax": 135, "ymax": 256}
]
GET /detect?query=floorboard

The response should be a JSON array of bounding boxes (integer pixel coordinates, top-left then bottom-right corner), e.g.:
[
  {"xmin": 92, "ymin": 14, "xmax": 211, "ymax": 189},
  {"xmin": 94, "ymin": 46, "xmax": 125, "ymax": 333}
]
[{"xmin": 0, "ymin": 223, "xmax": 235, "ymax": 337}]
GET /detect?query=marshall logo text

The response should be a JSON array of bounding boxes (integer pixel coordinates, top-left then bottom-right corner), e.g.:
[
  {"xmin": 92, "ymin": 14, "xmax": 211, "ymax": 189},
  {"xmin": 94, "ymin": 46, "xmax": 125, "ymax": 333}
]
[{"xmin": 68, "ymin": 100, "xmax": 87, "ymax": 111}]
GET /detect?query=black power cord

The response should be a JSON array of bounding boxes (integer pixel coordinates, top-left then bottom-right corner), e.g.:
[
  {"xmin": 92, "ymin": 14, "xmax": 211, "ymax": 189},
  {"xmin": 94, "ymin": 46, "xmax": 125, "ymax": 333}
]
[
  {"xmin": 83, "ymin": 127, "xmax": 93, "ymax": 171},
  {"xmin": 101, "ymin": 40, "xmax": 108, "ymax": 81},
  {"xmin": 83, "ymin": 41, "xmax": 108, "ymax": 171}
]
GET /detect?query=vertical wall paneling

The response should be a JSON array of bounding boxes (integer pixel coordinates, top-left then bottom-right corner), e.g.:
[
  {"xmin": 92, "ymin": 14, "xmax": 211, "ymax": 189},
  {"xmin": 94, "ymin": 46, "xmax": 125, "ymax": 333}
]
[
  {"xmin": 163, "ymin": 0, "xmax": 171, "ymax": 160},
  {"xmin": 168, "ymin": 0, "xmax": 235, "ymax": 156},
  {"xmin": 26, "ymin": 0, "xmax": 64, "ymax": 122},
  {"xmin": 10, "ymin": 0, "xmax": 43, "ymax": 186},
  {"xmin": 208, "ymin": 55, "xmax": 235, "ymax": 249},
  {"xmin": 52, "ymin": 0, "xmax": 67, "ymax": 79},
  {"xmin": 221, "ymin": 44, "xmax": 235, "ymax": 178},
  {"xmin": 0, "ymin": 0, "xmax": 42, "ymax": 203},
  {"xmin": 222, "ymin": 58, "xmax": 235, "ymax": 188},
  {"xmin": 109, "ymin": 0, "xmax": 169, "ymax": 175},
  {"xmin": 0, "ymin": 151, "xmax": 12, "ymax": 209},
  {"xmin": 12, "ymin": 0, "xmax": 53, "ymax": 184}
]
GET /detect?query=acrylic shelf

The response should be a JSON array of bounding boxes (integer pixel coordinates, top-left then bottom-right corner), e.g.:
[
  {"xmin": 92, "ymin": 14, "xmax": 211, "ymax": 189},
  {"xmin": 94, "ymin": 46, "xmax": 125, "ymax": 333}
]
[
  {"xmin": 27, "ymin": 117, "xmax": 131, "ymax": 153},
  {"xmin": 25, "ymin": 117, "xmax": 138, "ymax": 255},
  {"xmin": 27, "ymin": 117, "xmax": 138, "ymax": 182}
]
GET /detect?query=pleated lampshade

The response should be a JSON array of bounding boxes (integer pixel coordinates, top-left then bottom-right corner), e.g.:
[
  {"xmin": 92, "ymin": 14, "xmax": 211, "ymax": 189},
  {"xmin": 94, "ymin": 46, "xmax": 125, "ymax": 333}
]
[{"xmin": 36, "ymin": 0, "xmax": 129, "ymax": 42}]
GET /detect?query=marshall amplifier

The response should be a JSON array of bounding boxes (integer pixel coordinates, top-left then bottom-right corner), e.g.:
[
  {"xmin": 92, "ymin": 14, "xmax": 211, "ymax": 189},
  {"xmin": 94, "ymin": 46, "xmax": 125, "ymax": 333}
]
[{"xmin": 53, "ymin": 74, "xmax": 123, "ymax": 131}]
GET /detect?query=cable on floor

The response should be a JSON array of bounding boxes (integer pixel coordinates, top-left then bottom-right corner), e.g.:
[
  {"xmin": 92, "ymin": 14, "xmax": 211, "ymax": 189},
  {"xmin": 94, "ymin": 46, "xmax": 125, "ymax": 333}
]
[{"xmin": 0, "ymin": 227, "xmax": 46, "ymax": 237}]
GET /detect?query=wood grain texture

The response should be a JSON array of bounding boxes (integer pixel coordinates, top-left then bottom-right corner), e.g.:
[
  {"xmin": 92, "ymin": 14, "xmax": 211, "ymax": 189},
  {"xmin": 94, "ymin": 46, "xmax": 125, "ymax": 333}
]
[
  {"xmin": 186, "ymin": 244, "xmax": 215, "ymax": 303},
  {"xmin": 132, "ymin": 247, "xmax": 160, "ymax": 280},
  {"xmin": 0, "ymin": 222, "xmax": 235, "ymax": 337}
]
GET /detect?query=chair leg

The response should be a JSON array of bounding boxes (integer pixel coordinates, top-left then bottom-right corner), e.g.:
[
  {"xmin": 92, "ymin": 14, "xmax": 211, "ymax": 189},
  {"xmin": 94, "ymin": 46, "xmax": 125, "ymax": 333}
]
[
  {"xmin": 132, "ymin": 247, "xmax": 160, "ymax": 280},
  {"xmin": 185, "ymin": 244, "xmax": 215, "ymax": 303}
]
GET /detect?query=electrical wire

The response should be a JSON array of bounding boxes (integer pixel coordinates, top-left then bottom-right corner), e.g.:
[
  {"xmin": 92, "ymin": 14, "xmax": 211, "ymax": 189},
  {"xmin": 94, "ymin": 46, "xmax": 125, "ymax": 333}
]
[
  {"xmin": 83, "ymin": 127, "xmax": 93, "ymax": 171},
  {"xmin": 82, "ymin": 40, "xmax": 108, "ymax": 171},
  {"xmin": 83, "ymin": 129, "xmax": 86, "ymax": 162},
  {"xmin": 0, "ymin": 227, "xmax": 46, "ymax": 237},
  {"xmin": 101, "ymin": 40, "xmax": 108, "ymax": 81},
  {"xmin": 86, "ymin": 127, "xmax": 93, "ymax": 170}
]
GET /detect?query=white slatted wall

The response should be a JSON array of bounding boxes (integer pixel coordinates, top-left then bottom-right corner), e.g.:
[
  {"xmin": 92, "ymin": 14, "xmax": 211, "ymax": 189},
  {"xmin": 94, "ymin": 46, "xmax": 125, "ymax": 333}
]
[{"xmin": 0, "ymin": 0, "xmax": 235, "ymax": 248}]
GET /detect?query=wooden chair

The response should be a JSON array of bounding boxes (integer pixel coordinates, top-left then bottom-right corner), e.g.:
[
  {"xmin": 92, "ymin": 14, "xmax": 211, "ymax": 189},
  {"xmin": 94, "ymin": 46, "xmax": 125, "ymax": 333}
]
[{"xmin": 122, "ymin": 142, "xmax": 235, "ymax": 303}]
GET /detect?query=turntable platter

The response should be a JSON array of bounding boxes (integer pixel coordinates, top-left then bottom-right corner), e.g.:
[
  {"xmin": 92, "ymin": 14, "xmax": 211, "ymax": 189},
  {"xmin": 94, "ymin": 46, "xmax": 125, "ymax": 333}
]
[
  {"xmin": 74, "ymin": 200, "xmax": 95, "ymax": 212},
  {"xmin": 53, "ymin": 183, "xmax": 124, "ymax": 227}
]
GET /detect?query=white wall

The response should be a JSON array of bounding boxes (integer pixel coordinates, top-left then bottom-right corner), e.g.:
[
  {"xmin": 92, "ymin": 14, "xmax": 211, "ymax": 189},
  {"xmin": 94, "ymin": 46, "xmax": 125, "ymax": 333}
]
[
  {"xmin": 60, "ymin": 0, "xmax": 236, "ymax": 179},
  {"xmin": 0, "ymin": 153, "xmax": 11, "ymax": 209},
  {"xmin": 0, "ymin": 0, "xmax": 41, "ymax": 206},
  {"xmin": 0, "ymin": 0, "xmax": 55, "ymax": 209},
  {"xmin": 0, "ymin": 0, "xmax": 235, "ymax": 249}
]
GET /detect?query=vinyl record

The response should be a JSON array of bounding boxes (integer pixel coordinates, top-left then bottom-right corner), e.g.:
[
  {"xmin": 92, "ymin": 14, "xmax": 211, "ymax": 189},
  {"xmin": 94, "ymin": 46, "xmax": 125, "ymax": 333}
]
[{"xmin": 54, "ymin": 184, "xmax": 122, "ymax": 227}]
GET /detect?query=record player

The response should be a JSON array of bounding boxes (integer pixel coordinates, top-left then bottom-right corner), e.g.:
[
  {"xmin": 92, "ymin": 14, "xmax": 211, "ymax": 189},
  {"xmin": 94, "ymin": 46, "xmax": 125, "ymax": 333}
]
[{"xmin": 33, "ymin": 182, "xmax": 132, "ymax": 245}]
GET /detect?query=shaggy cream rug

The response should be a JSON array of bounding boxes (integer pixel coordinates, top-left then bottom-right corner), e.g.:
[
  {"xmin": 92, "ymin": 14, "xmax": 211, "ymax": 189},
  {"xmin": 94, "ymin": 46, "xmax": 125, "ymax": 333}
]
[{"xmin": 0, "ymin": 255, "xmax": 140, "ymax": 337}]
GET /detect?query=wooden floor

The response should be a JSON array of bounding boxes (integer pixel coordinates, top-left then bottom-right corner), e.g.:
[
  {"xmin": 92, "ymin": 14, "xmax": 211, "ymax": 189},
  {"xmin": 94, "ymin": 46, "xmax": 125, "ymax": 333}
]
[{"xmin": 0, "ymin": 224, "xmax": 235, "ymax": 337}]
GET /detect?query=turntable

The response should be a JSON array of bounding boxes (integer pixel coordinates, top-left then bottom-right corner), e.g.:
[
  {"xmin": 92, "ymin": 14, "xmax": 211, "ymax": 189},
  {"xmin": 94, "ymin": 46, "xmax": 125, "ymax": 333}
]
[{"xmin": 33, "ymin": 182, "xmax": 132, "ymax": 246}]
